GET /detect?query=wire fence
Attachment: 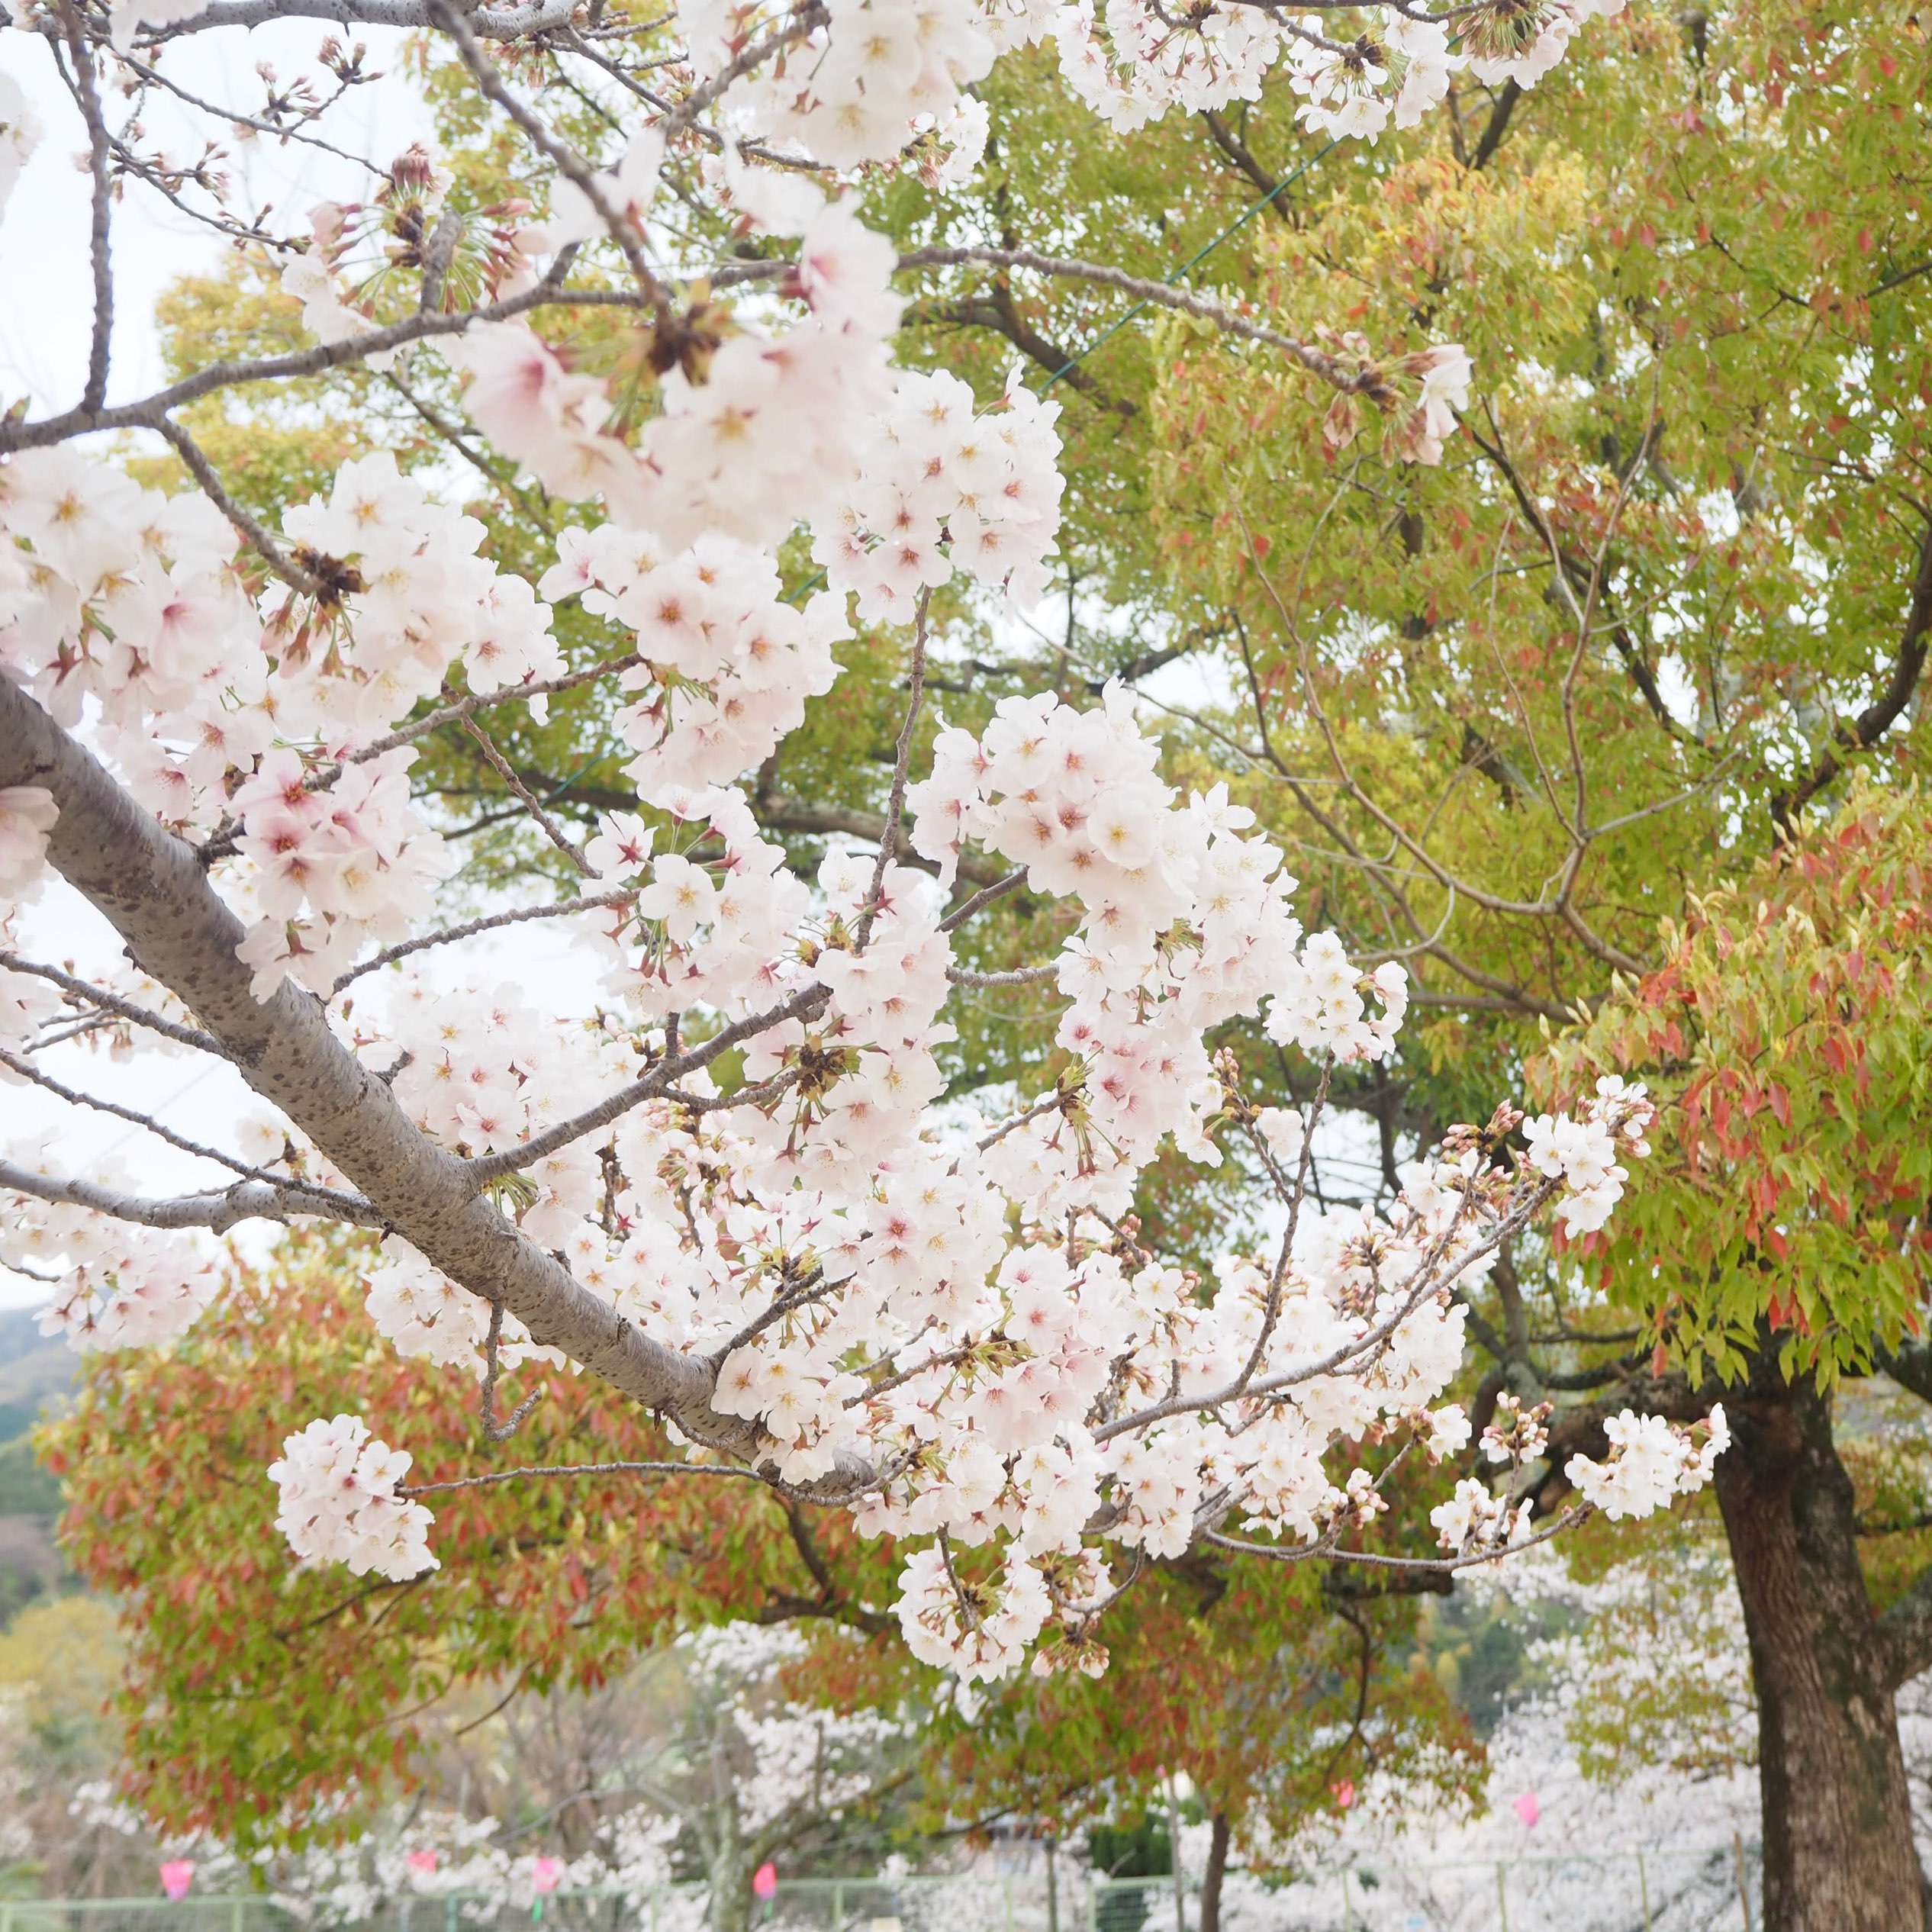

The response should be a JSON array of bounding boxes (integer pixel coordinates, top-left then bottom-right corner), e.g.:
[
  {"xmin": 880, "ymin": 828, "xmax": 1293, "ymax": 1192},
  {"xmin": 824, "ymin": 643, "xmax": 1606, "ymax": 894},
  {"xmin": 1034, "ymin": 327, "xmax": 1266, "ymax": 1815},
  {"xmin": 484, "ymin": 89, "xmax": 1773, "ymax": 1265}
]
[{"xmin": 0, "ymin": 1850, "xmax": 1769, "ymax": 1932}]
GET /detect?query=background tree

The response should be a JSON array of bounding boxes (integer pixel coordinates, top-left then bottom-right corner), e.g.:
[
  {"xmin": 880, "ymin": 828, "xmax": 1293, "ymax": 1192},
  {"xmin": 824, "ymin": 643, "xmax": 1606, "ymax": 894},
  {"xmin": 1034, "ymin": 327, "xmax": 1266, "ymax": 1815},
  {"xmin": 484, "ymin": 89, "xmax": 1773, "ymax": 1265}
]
[{"xmin": 842, "ymin": 5, "xmax": 1932, "ymax": 1921}]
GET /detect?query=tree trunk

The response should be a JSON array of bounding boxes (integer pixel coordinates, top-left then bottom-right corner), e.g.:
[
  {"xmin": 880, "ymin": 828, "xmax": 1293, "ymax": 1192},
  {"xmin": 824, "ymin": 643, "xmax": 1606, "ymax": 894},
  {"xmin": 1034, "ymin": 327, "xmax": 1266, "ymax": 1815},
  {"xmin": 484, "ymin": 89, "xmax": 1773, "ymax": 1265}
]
[
  {"xmin": 1712, "ymin": 1369, "xmax": 1926, "ymax": 1931},
  {"xmin": 1196, "ymin": 1814, "xmax": 1230, "ymax": 1932}
]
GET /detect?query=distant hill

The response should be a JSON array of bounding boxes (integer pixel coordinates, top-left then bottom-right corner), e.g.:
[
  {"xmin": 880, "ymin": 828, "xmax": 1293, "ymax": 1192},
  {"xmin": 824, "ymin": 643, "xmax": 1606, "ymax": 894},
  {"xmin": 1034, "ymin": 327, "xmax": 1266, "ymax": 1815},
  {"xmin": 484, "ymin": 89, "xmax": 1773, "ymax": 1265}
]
[
  {"xmin": 0, "ymin": 1306, "xmax": 77, "ymax": 1624},
  {"xmin": 0, "ymin": 1307, "xmax": 75, "ymax": 1430}
]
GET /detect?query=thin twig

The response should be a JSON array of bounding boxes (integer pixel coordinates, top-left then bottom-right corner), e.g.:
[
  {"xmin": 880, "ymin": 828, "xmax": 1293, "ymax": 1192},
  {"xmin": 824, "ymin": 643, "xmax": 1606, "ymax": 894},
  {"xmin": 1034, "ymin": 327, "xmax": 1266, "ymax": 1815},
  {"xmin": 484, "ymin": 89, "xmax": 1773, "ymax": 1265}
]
[
  {"xmin": 59, "ymin": 1, "xmax": 115, "ymax": 415},
  {"xmin": 331, "ymin": 891, "xmax": 632, "ymax": 994},
  {"xmin": 399, "ymin": 1458, "xmax": 768, "ymax": 1496},
  {"xmin": 155, "ymin": 418, "xmax": 323, "ymax": 593},
  {"xmin": 0, "ymin": 951, "xmax": 227, "ymax": 1057},
  {"xmin": 461, "ymin": 716, "xmax": 592, "ymax": 874}
]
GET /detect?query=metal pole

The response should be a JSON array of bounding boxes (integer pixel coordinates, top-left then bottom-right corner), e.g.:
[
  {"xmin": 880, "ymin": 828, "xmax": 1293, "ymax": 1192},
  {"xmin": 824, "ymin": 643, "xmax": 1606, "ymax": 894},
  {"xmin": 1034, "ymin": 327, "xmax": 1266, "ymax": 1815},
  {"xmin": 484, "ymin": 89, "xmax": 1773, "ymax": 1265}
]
[
  {"xmin": 1637, "ymin": 1852, "xmax": 1651, "ymax": 1932},
  {"xmin": 1003, "ymin": 1876, "xmax": 1013, "ymax": 1932},
  {"xmin": 1086, "ymin": 1876, "xmax": 1097, "ymax": 1932},
  {"xmin": 832, "ymin": 1884, "xmax": 842, "ymax": 1932},
  {"xmin": 1339, "ymin": 1872, "xmax": 1351, "ymax": 1932},
  {"xmin": 1496, "ymin": 1860, "xmax": 1509, "ymax": 1932}
]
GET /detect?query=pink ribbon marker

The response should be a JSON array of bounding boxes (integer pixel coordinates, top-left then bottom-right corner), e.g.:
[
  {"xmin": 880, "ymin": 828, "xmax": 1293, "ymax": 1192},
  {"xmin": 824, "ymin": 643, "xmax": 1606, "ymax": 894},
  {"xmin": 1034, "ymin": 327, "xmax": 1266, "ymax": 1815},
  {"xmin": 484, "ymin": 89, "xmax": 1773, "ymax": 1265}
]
[
  {"xmin": 532, "ymin": 1858, "xmax": 564, "ymax": 1895},
  {"xmin": 160, "ymin": 1862, "xmax": 195, "ymax": 1901},
  {"xmin": 407, "ymin": 1850, "xmax": 440, "ymax": 1877},
  {"xmin": 1331, "ymin": 1780, "xmax": 1357, "ymax": 1811},
  {"xmin": 752, "ymin": 1863, "xmax": 779, "ymax": 1901},
  {"xmin": 1512, "ymin": 1792, "xmax": 1541, "ymax": 1828}
]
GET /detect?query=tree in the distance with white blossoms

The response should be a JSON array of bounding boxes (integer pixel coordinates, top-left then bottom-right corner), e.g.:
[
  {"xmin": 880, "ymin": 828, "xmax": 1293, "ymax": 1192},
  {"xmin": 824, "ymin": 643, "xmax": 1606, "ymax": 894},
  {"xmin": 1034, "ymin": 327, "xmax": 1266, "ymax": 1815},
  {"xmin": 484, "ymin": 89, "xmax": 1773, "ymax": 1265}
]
[{"xmin": 0, "ymin": 0, "xmax": 1721, "ymax": 1686}]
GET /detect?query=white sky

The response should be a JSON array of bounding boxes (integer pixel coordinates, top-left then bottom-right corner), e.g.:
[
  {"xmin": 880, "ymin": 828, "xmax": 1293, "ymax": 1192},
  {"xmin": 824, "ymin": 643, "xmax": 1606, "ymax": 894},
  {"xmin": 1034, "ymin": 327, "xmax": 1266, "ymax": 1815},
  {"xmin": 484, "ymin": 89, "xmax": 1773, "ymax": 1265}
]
[{"xmin": 1, "ymin": 17, "xmax": 429, "ymax": 415}]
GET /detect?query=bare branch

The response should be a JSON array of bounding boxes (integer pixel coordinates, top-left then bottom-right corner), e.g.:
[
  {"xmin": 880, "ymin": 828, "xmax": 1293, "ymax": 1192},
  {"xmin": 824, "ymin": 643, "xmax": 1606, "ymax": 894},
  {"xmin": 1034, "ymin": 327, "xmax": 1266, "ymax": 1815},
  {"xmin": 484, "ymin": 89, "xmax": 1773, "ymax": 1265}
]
[
  {"xmin": 154, "ymin": 419, "xmax": 324, "ymax": 594},
  {"xmin": 461, "ymin": 716, "xmax": 593, "ymax": 874},
  {"xmin": 0, "ymin": 951, "xmax": 227, "ymax": 1056},
  {"xmin": 398, "ymin": 1457, "xmax": 771, "ymax": 1497},
  {"xmin": 945, "ymin": 962, "xmax": 1061, "ymax": 988},
  {"xmin": 938, "ymin": 867, "xmax": 1028, "ymax": 934},
  {"xmin": 331, "ymin": 891, "xmax": 632, "ymax": 995},
  {"xmin": 57, "ymin": 2, "xmax": 115, "ymax": 414},
  {"xmin": 899, "ymin": 246, "xmax": 1380, "ymax": 400},
  {"xmin": 0, "ymin": 1158, "xmax": 384, "ymax": 1235}
]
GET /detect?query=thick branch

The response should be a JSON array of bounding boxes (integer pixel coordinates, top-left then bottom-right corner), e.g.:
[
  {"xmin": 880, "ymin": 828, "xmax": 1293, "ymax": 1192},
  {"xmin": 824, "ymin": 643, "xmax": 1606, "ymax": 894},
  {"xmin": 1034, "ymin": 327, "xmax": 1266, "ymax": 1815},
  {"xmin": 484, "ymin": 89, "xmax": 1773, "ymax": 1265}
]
[
  {"xmin": 131, "ymin": 0, "xmax": 578, "ymax": 40},
  {"xmin": 0, "ymin": 679, "xmax": 832, "ymax": 1483},
  {"xmin": 1773, "ymin": 519, "xmax": 1932, "ymax": 830}
]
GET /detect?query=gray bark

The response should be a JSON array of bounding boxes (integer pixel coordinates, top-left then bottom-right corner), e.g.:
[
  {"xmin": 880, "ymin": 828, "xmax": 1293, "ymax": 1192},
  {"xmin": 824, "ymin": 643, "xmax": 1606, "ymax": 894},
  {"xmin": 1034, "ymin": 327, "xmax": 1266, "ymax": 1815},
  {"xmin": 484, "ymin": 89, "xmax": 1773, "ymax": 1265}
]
[{"xmin": 0, "ymin": 678, "xmax": 801, "ymax": 1474}]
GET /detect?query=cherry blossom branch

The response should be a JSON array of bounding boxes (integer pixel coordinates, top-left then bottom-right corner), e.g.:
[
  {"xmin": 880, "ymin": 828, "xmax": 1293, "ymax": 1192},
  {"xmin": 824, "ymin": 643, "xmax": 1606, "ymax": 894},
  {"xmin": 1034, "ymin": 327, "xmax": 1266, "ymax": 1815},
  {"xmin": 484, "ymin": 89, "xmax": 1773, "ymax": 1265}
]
[
  {"xmin": 938, "ymin": 868, "xmax": 1029, "ymax": 934},
  {"xmin": 0, "ymin": 1160, "xmax": 384, "ymax": 1235},
  {"xmin": 662, "ymin": 7, "xmax": 825, "ymax": 130},
  {"xmin": 353, "ymin": 652, "xmax": 640, "ymax": 764},
  {"xmin": 200, "ymin": 655, "xmax": 641, "ymax": 864},
  {"xmin": 0, "ymin": 677, "xmax": 846, "ymax": 1481},
  {"xmin": 330, "ymin": 892, "xmax": 633, "ymax": 995},
  {"xmin": 114, "ymin": 48, "xmax": 383, "ymax": 171},
  {"xmin": 0, "ymin": 952, "xmax": 227, "ymax": 1057},
  {"xmin": 0, "ymin": 276, "xmax": 638, "ymax": 457},
  {"xmin": 430, "ymin": 0, "xmax": 665, "ymax": 316},
  {"xmin": 713, "ymin": 1267, "xmax": 836, "ymax": 1361},
  {"xmin": 977, "ymin": 1086, "xmax": 1073, "ymax": 1154},
  {"xmin": 1205, "ymin": 1502, "xmax": 1590, "ymax": 1575},
  {"xmin": 1093, "ymin": 1164, "xmax": 1568, "ymax": 1445},
  {"xmin": 465, "ymin": 982, "xmax": 833, "ymax": 1180}
]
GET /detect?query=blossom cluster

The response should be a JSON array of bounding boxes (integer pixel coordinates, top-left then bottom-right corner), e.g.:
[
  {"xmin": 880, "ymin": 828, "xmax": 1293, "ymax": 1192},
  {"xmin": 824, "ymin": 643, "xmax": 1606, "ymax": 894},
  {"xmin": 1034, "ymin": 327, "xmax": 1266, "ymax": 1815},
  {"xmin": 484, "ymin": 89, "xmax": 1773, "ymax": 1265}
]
[
  {"xmin": 1524, "ymin": 1076, "xmax": 1651, "ymax": 1235},
  {"xmin": 812, "ymin": 366, "xmax": 1066, "ymax": 623},
  {"xmin": 3, "ymin": 1154, "xmax": 224, "ymax": 1349},
  {"xmin": 275, "ymin": 452, "xmax": 565, "ymax": 748},
  {"xmin": 451, "ymin": 202, "xmax": 901, "ymax": 554},
  {"xmin": 267, "ymin": 1412, "xmax": 438, "ymax": 1579},
  {"xmin": 1566, "ymin": 1407, "xmax": 1731, "ymax": 1521},
  {"xmin": 680, "ymin": 0, "xmax": 1052, "ymax": 171},
  {"xmin": 231, "ymin": 747, "xmax": 449, "ymax": 999},
  {"xmin": 540, "ymin": 527, "xmax": 848, "ymax": 796}
]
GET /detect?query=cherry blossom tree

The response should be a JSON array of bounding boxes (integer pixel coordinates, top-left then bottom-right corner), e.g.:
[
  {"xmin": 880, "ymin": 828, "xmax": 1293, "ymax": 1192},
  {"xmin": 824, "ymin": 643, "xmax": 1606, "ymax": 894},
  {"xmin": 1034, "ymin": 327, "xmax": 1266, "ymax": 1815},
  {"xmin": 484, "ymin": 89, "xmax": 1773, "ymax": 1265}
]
[{"xmin": 0, "ymin": 0, "xmax": 1718, "ymax": 1718}]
